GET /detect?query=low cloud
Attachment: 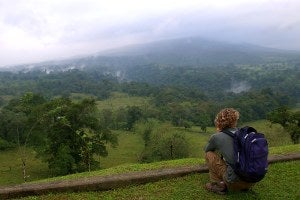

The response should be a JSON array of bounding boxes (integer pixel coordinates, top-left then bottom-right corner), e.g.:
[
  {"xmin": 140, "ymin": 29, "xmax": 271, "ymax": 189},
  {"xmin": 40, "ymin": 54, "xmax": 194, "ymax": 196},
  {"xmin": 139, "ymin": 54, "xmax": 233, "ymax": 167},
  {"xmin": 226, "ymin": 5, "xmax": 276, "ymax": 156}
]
[
  {"xmin": 229, "ymin": 81, "xmax": 251, "ymax": 94},
  {"xmin": 1, "ymin": 0, "xmax": 300, "ymax": 66}
]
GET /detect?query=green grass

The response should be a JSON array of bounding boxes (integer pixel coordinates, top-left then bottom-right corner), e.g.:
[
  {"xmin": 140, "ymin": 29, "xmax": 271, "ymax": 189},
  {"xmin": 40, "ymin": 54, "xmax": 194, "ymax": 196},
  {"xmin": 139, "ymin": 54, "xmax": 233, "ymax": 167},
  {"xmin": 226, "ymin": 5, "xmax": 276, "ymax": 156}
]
[
  {"xmin": 269, "ymin": 144, "xmax": 300, "ymax": 155},
  {"xmin": 2, "ymin": 140, "xmax": 299, "ymax": 199},
  {"xmin": 0, "ymin": 149, "xmax": 49, "ymax": 186},
  {"xmin": 21, "ymin": 160, "xmax": 300, "ymax": 200},
  {"xmin": 172, "ymin": 126, "xmax": 215, "ymax": 158},
  {"xmin": 100, "ymin": 130, "xmax": 145, "ymax": 168},
  {"xmin": 102, "ymin": 125, "xmax": 215, "ymax": 168},
  {"xmin": 25, "ymin": 144, "xmax": 300, "ymax": 184},
  {"xmin": 0, "ymin": 121, "xmax": 297, "ymax": 187},
  {"xmin": 96, "ymin": 92, "xmax": 151, "ymax": 110},
  {"xmin": 69, "ymin": 93, "xmax": 97, "ymax": 101},
  {"xmin": 241, "ymin": 120, "xmax": 293, "ymax": 147},
  {"xmin": 32, "ymin": 157, "xmax": 205, "ymax": 184}
]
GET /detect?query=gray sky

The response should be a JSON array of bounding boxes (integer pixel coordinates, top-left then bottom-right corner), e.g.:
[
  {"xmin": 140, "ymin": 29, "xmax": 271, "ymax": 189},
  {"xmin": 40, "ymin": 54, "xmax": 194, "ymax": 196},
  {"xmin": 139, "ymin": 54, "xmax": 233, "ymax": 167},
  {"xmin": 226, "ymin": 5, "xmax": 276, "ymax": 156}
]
[{"xmin": 0, "ymin": 0, "xmax": 300, "ymax": 67}]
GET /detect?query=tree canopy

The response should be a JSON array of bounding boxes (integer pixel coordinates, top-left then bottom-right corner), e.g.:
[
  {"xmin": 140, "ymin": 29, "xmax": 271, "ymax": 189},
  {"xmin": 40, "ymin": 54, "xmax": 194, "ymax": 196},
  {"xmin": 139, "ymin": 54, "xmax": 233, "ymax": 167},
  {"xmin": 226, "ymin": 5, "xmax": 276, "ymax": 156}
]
[{"xmin": 0, "ymin": 94, "xmax": 118, "ymax": 176}]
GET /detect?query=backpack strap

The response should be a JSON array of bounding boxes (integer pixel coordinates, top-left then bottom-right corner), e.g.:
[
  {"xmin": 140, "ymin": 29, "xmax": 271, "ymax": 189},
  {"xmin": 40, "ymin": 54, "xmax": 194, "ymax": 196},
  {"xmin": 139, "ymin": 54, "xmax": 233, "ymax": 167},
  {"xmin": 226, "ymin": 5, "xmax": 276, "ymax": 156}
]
[
  {"xmin": 222, "ymin": 129, "xmax": 235, "ymax": 138},
  {"xmin": 220, "ymin": 129, "xmax": 236, "ymax": 164},
  {"xmin": 242, "ymin": 126, "xmax": 257, "ymax": 134}
]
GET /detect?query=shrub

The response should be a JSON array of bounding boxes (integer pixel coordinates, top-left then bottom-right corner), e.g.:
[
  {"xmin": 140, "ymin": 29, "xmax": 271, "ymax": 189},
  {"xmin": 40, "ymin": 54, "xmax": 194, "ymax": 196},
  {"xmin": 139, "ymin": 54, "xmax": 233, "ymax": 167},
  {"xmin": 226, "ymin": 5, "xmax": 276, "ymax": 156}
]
[
  {"xmin": 140, "ymin": 123, "xmax": 190, "ymax": 162},
  {"xmin": 0, "ymin": 138, "xmax": 15, "ymax": 150}
]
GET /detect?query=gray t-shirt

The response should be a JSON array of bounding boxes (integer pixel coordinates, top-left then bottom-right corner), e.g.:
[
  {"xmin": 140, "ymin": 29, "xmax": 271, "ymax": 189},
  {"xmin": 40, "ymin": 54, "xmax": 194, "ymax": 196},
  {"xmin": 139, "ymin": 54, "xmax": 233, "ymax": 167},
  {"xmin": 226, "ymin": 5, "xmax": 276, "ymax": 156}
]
[{"xmin": 204, "ymin": 128, "xmax": 239, "ymax": 182}]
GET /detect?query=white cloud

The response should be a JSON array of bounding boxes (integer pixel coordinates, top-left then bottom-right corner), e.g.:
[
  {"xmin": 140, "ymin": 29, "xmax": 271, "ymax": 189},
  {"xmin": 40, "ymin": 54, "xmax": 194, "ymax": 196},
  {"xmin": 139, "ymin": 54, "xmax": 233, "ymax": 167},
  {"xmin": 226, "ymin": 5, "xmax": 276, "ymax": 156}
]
[{"xmin": 0, "ymin": 0, "xmax": 300, "ymax": 66}]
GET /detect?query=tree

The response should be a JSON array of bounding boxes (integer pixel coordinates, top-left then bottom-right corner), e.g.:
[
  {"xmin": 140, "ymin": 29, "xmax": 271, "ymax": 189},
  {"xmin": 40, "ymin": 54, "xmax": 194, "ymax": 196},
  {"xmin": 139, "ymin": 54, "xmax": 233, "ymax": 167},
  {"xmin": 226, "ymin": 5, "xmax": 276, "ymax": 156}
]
[
  {"xmin": 267, "ymin": 107, "xmax": 300, "ymax": 144},
  {"xmin": 160, "ymin": 133, "xmax": 189, "ymax": 160},
  {"xmin": 286, "ymin": 111, "xmax": 300, "ymax": 144},
  {"xmin": 267, "ymin": 107, "xmax": 291, "ymax": 126},
  {"xmin": 126, "ymin": 106, "xmax": 143, "ymax": 130},
  {"xmin": 140, "ymin": 123, "xmax": 189, "ymax": 162},
  {"xmin": 198, "ymin": 113, "xmax": 211, "ymax": 132},
  {"xmin": 0, "ymin": 92, "xmax": 46, "ymax": 182},
  {"xmin": 38, "ymin": 97, "xmax": 118, "ymax": 175},
  {"xmin": 114, "ymin": 107, "xmax": 127, "ymax": 129},
  {"xmin": 100, "ymin": 108, "xmax": 114, "ymax": 129},
  {"xmin": 134, "ymin": 118, "xmax": 160, "ymax": 147},
  {"xmin": 48, "ymin": 145, "xmax": 75, "ymax": 176}
]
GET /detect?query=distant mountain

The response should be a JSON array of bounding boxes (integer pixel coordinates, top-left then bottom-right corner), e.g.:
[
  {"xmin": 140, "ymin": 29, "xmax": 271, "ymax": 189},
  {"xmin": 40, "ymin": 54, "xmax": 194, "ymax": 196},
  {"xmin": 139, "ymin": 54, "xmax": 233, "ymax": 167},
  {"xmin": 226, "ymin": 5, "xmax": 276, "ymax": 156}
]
[
  {"xmin": 2, "ymin": 36, "xmax": 300, "ymax": 72},
  {"xmin": 0, "ymin": 37, "xmax": 299, "ymax": 103},
  {"xmin": 100, "ymin": 37, "xmax": 299, "ymax": 65}
]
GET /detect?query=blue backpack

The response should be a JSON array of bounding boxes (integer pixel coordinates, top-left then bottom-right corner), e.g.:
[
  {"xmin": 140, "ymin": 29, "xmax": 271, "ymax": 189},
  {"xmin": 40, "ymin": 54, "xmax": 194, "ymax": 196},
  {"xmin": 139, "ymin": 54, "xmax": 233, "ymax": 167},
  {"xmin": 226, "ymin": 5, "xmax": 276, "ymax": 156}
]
[{"xmin": 223, "ymin": 126, "xmax": 269, "ymax": 183}]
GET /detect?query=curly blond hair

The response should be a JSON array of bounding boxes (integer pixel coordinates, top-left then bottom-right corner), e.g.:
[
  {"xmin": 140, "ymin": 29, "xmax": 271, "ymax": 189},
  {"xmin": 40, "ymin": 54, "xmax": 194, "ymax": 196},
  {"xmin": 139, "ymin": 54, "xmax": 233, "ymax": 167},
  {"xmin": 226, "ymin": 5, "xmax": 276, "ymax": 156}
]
[{"xmin": 214, "ymin": 108, "xmax": 240, "ymax": 131}]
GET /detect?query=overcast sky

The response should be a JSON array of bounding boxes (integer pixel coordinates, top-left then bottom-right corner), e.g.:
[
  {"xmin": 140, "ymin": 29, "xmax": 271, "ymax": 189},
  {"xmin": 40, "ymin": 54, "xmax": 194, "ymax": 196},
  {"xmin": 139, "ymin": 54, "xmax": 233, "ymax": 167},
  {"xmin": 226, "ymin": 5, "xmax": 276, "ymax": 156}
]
[{"xmin": 0, "ymin": 0, "xmax": 300, "ymax": 67}]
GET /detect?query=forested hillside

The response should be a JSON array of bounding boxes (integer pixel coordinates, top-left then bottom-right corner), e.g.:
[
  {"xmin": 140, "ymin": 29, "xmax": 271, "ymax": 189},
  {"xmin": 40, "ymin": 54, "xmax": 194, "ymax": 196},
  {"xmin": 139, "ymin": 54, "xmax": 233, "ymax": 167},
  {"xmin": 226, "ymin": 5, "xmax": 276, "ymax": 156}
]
[
  {"xmin": 0, "ymin": 37, "xmax": 299, "ymax": 177},
  {"xmin": 0, "ymin": 62, "xmax": 299, "ymax": 123},
  {"xmin": 5, "ymin": 37, "xmax": 300, "ymax": 72}
]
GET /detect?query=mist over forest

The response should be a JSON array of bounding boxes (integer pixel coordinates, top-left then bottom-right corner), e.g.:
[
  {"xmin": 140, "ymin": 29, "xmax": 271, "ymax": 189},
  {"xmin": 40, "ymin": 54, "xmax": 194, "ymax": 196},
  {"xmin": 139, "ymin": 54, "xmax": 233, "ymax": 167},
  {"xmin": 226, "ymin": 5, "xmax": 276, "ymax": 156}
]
[
  {"xmin": 0, "ymin": 1, "xmax": 300, "ymax": 184},
  {"xmin": 1, "ymin": 37, "xmax": 299, "ymax": 121}
]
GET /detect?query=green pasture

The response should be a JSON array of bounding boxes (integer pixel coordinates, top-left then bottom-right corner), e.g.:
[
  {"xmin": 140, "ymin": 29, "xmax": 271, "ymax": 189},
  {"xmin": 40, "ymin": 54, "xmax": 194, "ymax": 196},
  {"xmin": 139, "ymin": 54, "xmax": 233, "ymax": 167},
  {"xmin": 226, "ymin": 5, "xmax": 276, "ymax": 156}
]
[
  {"xmin": 0, "ymin": 149, "xmax": 48, "ymax": 186},
  {"xmin": 21, "ymin": 160, "xmax": 300, "ymax": 200},
  {"xmin": 96, "ymin": 92, "xmax": 151, "ymax": 110},
  {"xmin": 242, "ymin": 120, "xmax": 292, "ymax": 147},
  {"xmin": 18, "ymin": 143, "xmax": 300, "ymax": 185},
  {"xmin": 100, "ymin": 130, "xmax": 145, "ymax": 168},
  {"xmin": 69, "ymin": 93, "xmax": 97, "ymax": 101},
  {"xmin": 0, "ymin": 119, "xmax": 297, "ymax": 187}
]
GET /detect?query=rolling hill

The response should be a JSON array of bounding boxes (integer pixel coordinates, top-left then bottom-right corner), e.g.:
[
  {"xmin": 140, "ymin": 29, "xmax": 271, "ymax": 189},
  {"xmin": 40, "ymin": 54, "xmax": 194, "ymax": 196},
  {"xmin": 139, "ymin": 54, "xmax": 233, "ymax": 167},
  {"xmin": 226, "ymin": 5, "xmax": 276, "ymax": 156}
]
[{"xmin": 3, "ymin": 37, "xmax": 300, "ymax": 73}]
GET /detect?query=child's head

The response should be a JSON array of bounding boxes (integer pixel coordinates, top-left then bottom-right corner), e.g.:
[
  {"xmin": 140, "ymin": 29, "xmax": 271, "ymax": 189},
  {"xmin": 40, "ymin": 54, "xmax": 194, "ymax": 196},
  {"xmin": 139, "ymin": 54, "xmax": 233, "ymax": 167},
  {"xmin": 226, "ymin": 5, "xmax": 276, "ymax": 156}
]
[{"xmin": 214, "ymin": 108, "xmax": 239, "ymax": 131}]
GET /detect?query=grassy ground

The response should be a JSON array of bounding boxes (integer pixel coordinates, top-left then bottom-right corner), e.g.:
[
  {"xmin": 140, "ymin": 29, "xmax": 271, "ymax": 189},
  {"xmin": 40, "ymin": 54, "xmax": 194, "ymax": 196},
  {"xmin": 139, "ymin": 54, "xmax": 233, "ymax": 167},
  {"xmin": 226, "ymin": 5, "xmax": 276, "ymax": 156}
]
[
  {"xmin": 96, "ymin": 92, "xmax": 151, "ymax": 111},
  {"xmin": 20, "ymin": 160, "xmax": 300, "ymax": 200},
  {"xmin": 100, "ymin": 120, "xmax": 292, "ymax": 169},
  {"xmin": 17, "ymin": 144, "xmax": 300, "ymax": 184},
  {"xmin": 1, "ymin": 142, "xmax": 299, "ymax": 199},
  {"xmin": 100, "ymin": 130, "xmax": 145, "ymax": 168},
  {"xmin": 69, "ymin": 93, "xmax": 97, "ymax": 101},
  {"xmin": 9, "ymin": 144, "xmax": 300, "ymax": 186},
  {"xmin": 0, "ymin": 120, "xmax": 295, "ymax": 186},
  {"xmin": 0, "ymin": 149, "xmax": 48, "ymax": 186},
  {"xmin": 244, "ymin": 120, "xmax": 292, "ymax": 147}
]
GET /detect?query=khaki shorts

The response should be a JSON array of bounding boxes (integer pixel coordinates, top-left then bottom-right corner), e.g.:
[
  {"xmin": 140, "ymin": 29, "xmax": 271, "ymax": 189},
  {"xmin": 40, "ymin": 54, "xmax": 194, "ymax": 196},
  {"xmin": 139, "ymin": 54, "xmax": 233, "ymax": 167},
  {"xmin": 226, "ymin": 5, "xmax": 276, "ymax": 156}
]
[{"xmin": 205, "ymin": 151, "xmax": 254, "ymax": 191}]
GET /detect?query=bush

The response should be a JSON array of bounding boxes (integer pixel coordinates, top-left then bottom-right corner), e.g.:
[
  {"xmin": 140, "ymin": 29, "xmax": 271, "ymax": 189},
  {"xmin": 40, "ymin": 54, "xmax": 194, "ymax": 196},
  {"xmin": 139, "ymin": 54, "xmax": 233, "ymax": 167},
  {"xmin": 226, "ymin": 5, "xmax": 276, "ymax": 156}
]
[
  {"xmin": 140, "ymin": 123, "xmax": 190, "ymax": 162},
  {"xmin": 159, "ymin": 133, "xmax": 189, "ymax": 159},
  {"xmin": 48, "ymin": 145, "xmax": 75, "ymax": 176},
  {"xmin": 134, "ymin": 118, "xmax": 160, "ymax": 146},
  {"xmin": 0, "ymin": 138, "xmax": 15, "ymax": 150}
]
